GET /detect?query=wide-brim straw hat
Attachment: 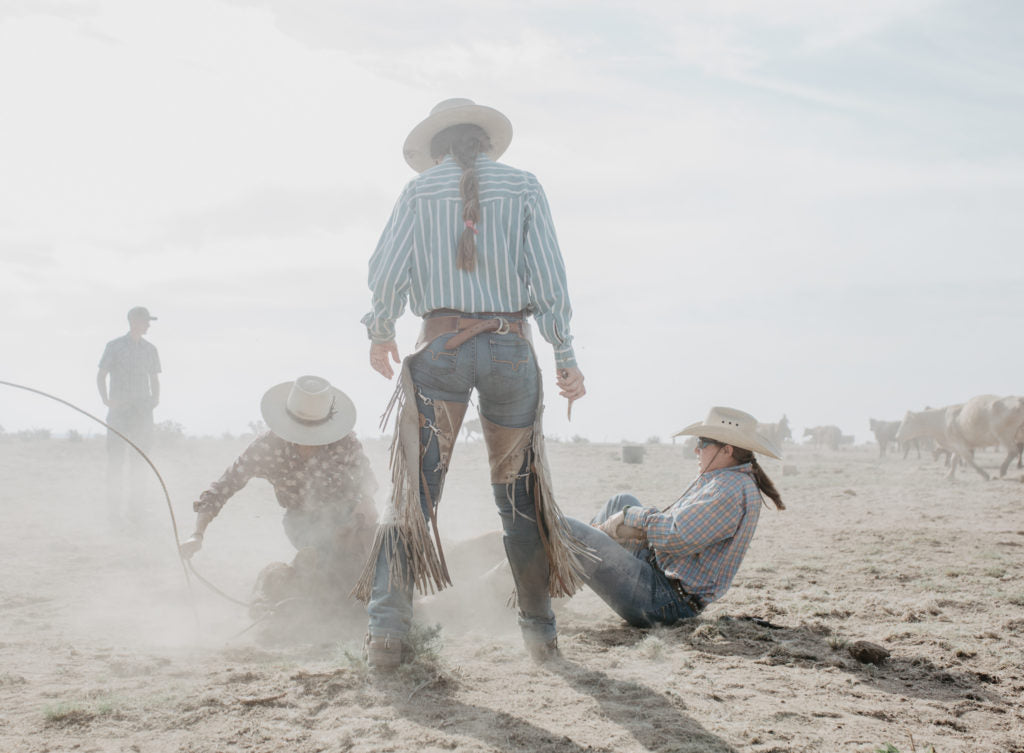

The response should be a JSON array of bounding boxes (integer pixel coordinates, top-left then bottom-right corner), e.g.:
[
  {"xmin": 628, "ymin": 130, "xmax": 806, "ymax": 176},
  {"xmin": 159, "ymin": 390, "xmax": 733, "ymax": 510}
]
[
  {"xmin": 673, "ymin": 406, "xmax": 782, "ymax": 460},
  {"xmin": 403, "ymin": 97, "xmax": 513, "ymax": 173},
  {"xmin": 260, "ymin": 375, "xmax": 356, "ymax": 446}
]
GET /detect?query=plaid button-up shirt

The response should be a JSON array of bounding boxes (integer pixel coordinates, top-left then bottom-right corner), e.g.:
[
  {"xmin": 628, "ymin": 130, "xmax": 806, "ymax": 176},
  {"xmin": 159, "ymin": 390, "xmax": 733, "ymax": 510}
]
[
  {"xmin": 623, "ymin": 463, "xmax": 763, "ymax": 605},
  {"xmin": 194, "ymin": 432, "xmax": 377, "ymax": 527}
]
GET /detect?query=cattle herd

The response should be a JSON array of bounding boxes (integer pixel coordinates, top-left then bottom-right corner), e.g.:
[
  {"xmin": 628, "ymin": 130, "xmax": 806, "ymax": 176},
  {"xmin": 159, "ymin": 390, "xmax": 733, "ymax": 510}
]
[{"xmin": 762, "ymin": 394, "xmax": 1024, "ymax": 481}]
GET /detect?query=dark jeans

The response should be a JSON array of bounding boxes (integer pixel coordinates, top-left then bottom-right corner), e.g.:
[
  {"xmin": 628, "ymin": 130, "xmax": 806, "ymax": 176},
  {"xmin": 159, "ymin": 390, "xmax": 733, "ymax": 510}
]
[
  {"xmin": 105, "ymin": 402, "xmax": 154, "ymax": 519},
  {"xmin": 367, "ymin": 318, "xmax": 555, "ymax": 646},
  {"xmin": 567, "ymin": 493, "xmax": 699, "ymax": 627}
]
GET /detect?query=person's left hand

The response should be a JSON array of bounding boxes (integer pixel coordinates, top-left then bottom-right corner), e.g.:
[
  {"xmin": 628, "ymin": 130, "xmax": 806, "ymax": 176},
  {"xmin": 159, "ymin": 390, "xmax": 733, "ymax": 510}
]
[
  {"xmin": 595, "ymin": 511, "xmax": 644, "ymax": 543},
  {"xmin": 370, "ymin": 341, "xmax": 401, "ymax": 379},
  {"xmin": 556, "ymin": 367, "xmax": 586, "ymax": 401}
]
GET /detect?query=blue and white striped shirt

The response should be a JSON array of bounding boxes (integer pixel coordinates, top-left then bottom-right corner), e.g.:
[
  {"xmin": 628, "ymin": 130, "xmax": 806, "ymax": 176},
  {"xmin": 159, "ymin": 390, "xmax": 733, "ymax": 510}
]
[{"xmin": 361, "ymin": 155, "xmax": 577, "ymax": 368}]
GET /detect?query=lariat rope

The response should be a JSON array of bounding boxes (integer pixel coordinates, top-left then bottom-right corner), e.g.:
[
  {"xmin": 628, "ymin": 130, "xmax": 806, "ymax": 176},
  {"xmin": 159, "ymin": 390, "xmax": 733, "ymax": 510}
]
[{"xmin": 0, "ymin": 379, "xmax": 255, "ymax": 620}]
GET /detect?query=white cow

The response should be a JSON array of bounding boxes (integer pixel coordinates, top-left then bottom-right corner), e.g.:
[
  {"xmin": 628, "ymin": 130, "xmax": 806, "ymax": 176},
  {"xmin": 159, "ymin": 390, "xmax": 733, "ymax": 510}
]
[
  {"xmin": 803, "ymin": 425, "xmax": 842, "ymax": 451},
  {"xmin": 898, "ymin": 396, "xmax": 1024, "ymax": 480}
]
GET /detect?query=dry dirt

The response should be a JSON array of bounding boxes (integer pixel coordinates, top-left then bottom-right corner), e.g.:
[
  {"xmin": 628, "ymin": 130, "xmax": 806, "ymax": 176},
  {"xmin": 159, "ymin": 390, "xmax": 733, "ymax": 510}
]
[{"xmin": 1, "ymin": 434, "xmax": 1023, "ymax": 752}]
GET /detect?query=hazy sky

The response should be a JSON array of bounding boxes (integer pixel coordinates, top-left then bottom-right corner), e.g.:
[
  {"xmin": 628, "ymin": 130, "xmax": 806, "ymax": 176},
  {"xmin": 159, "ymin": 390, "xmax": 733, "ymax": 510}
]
[{"xmin": 2, "ymin": 0, "xmax": 1023, "ymax": 445}]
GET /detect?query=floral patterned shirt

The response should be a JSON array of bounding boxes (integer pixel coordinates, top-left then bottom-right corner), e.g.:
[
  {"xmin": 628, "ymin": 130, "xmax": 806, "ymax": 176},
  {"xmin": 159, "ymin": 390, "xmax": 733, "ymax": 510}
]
[{"xmin": 194, "ymin": 432, "xmax": 378, "ymax": 527}]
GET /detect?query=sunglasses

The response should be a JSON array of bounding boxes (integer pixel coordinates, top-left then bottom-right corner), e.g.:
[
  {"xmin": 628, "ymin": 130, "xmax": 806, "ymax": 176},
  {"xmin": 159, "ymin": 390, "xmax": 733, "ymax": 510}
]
[{"xmin": 696, "ymin": 437, "xmax": 722, "ymax": 450}]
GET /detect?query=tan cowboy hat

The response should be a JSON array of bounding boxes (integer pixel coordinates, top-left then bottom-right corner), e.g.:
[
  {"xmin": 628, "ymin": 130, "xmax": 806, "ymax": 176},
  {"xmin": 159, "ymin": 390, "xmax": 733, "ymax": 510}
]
[
  {"xmin": 673, "ymin": 406, "xmax": 782, "ymax": 460},
  {"xmin": 260, "ymin": 375, "xmax": 356, "ymax": 446},
  {"xmin": 403, "ymin": 97, "xmax": 513, "ymax": 173}
]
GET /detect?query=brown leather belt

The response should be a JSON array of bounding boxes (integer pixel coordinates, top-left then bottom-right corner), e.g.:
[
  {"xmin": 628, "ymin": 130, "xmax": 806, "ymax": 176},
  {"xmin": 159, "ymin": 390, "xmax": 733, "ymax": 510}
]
[{"xmin": 421, "ymin": 313, "xmax": 530, "ymax": 350}]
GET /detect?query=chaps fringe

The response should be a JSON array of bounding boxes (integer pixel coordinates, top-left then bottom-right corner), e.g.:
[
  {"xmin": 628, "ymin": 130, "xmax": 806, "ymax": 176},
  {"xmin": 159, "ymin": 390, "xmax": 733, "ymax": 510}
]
[
  {"xmin": 352, "ymin": 365, "xmax": 452, "ymax": 602},
  {"xmin": 527, "ymin": 408, "xmax": 594, "ymax": 598},
  {"xmin": 352, "ymin": 337, "xmax": 592, "ymax": 603}
]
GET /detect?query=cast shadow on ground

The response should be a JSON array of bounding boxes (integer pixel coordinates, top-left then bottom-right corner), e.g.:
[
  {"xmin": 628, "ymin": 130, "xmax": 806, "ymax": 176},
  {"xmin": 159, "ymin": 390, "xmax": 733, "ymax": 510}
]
[
  {"xmin": 547, "ymin": 658, "xmax": 741, "ymax": 753},
  {"xmin": 566, "ymin": 614, "xmax": 1008, "ymax": 708},
  {"xmin": 371, "ymin": 658, "xmax": 740, "ymax": 753}
]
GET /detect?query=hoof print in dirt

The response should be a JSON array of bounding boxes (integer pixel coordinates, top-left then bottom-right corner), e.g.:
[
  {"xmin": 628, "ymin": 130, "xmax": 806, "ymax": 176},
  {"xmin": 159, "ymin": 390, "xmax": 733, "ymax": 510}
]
[{"xmin": 848, "ymin": 640, "xmax": 889, "ymax": 665}]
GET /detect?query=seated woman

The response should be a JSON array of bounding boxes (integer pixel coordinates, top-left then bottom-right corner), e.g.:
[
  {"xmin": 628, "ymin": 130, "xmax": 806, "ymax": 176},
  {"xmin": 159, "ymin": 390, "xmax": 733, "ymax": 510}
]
[
  {"xmin": 179, "ymin": 375, "xmax": 378, "ymax": 628},
  {"xmin": 566, "ymin": 406, "xmax": 784, "ymax": 627}
]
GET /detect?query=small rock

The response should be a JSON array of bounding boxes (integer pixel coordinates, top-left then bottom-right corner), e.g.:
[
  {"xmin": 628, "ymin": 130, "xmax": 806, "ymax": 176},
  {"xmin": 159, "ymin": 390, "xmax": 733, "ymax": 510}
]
[{"xmin": 848, "ymin": 640, "xmax": 890, "ymax": 665}]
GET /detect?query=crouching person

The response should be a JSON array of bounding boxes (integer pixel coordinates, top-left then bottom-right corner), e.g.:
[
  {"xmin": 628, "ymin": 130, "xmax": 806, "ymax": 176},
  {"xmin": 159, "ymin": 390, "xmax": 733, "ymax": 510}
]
[
  {"xmin": 566, "ymin": 407, "xmax": 784, "ymax": 627},
  {"xmin": 179, "ymin": 376, "xmax": 378, "ymax": 636}
]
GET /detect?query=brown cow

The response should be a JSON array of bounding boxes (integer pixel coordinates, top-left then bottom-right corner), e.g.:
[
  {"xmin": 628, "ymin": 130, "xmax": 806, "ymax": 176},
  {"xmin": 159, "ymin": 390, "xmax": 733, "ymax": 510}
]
[{"xmin": 868, "ymin": 418, "xmax": 901, "ymax": 458}]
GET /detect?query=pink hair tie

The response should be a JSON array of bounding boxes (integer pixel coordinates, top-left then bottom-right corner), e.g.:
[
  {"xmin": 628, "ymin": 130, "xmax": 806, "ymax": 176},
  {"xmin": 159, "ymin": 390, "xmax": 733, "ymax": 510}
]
[{"xmin": 464, "ymin": 220, "xmax": 479, "ymax": 235}]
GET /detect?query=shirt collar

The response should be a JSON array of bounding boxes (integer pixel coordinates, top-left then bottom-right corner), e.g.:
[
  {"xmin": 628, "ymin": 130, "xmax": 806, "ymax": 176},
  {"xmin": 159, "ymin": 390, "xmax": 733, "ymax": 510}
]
[{"xmin": 698, "ymin": 462, "xmax": 754, "ymax": 481}]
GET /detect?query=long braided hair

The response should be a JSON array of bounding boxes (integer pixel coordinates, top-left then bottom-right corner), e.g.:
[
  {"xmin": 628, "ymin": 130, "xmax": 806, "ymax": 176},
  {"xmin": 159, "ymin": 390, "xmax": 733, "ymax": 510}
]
[
  {"xmin": 729, "ymin": 446, "xmax": 785, "ymax": 510},
  {"xmin": 430, "ymin": 123, "xmax": 492, "ymax": 272}
]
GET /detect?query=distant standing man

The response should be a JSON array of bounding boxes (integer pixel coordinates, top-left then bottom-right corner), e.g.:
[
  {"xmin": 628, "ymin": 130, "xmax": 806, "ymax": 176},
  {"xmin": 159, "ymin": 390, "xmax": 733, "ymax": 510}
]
[{"xmin": 96, "ymin": 306, "xmax": 161, "ymax": 524}]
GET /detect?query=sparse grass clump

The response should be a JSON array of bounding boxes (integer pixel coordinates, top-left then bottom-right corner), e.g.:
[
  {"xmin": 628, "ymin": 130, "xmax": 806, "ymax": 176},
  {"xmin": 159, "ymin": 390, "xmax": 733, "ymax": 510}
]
[
  {"xmin": 338, "ymin": 621, "xmax": 445, "ymax": 678},
  {"xmin": 404, "ymin": 622, "xmax": 444, "ymax": 663},
  {"xmin": 43, "ymin": 695, "xmax": 124, "ymax": 727},
  {"xmin": 43, "ymin": 703, "xmax": 96, "ymax": 726},
  {"xmin": 827, "ymin": 635, "xmax": 848, "ymax": 651}
]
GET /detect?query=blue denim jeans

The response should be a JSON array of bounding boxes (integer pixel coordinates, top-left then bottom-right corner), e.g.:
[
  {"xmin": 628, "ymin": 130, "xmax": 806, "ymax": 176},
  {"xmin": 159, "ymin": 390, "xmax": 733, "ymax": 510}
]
[
  {"xmin": 368, "ymin": 318, "xmax": 556, "ymax": 648},
  {"xmin": 565, "ymin": 493, "xmax": 699, "ymax": 627}
]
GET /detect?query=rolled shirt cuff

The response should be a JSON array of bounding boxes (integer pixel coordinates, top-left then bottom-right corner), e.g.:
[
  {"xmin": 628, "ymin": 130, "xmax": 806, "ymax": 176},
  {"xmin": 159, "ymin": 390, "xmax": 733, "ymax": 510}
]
[
  {"xmin": 553, "ymin": 346, "xmax": 577, "ymax": 370},
  {"xmin": 622, "ymin": 505, "xmax": 649, "ymax": 529},
  {"xmin": 361, "ymin": 316, "xmax": 396, "ymax": 343}
]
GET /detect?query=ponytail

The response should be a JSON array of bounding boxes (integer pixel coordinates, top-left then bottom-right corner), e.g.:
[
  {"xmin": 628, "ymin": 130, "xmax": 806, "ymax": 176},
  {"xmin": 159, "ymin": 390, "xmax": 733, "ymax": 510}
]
[
  {"xmin": 730, "ymin": 448, "xmax": 785, "ymax": 510},
  {"xmin": 430, "ymin": 124, "xmax": 492, "ymax": 272}
]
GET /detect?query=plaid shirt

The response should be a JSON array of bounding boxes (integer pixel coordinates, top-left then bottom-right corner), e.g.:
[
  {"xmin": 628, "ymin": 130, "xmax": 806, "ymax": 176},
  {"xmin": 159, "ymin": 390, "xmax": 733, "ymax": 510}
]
[
  {"xmin": 194, "ymin": 432, "xmax": 377, "ymax": 527},
  {"xmin": 623, "ymin": 463, "xmax": 763, "ymax": 605}
]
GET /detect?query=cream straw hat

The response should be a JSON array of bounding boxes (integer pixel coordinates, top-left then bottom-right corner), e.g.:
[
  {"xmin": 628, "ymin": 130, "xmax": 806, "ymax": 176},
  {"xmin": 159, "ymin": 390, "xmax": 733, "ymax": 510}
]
[
  {"xmin": 260, "ymin": 375, "xmax": 356, "ymax": 446},
  {"xmin": 403, "ymin": 97, "xmax": 513, "ymax": 173},
  {"xmin": 673, "ymin": 406, "xmax": 782, "ymax": 459}
]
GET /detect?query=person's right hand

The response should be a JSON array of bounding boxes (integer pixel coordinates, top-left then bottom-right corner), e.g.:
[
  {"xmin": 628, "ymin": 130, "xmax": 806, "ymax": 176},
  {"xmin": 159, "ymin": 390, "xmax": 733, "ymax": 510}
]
[
  {"xmin": 595, "ymin": 511, "xmax": 645, "ymax": 543},
  {"xmin": 179, "ymin": 534, "xmax": 203, "ymax": 559},
  {"xmin": 370, "ymin": 341, "xmax": 401, "ymax": 380}
]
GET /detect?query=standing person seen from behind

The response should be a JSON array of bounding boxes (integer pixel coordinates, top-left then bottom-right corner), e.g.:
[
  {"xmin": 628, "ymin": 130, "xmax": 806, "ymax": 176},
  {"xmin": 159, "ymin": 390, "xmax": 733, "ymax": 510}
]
[
  {"xmin": 567, "ymin": 407, "xmax": 785, "ymax": 626},
  {"xmin": 354, "ymin": 98, "xmax": 588, "ymax": 670},
  {"xmin": 96, "ymin": 306, "xmax": 161, "ymax": 528}
]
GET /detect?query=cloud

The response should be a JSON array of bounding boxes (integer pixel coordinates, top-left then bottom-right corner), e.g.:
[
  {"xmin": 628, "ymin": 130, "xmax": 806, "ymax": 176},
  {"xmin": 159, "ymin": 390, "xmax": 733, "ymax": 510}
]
[
  {"xmin": 0, "ymin": 0, "xmax": 99, "ymax": 22},
  {"xmin": 153, "ymin": 185, "xmax": 392, "ymax": 247}
]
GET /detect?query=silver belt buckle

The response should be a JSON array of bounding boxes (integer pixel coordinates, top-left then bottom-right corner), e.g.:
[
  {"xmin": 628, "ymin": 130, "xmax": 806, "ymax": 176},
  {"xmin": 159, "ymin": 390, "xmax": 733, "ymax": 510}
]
[{"xmin": 494, "ymin": 316, "xmax": 510, "ymax": 335}]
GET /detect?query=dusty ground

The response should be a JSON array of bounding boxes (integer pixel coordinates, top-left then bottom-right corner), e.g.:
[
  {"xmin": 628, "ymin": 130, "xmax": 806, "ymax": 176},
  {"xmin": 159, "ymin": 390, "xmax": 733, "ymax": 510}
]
[{"xmin": 1, "ymin": 432, "xmax": 1023, "ymax": 752}]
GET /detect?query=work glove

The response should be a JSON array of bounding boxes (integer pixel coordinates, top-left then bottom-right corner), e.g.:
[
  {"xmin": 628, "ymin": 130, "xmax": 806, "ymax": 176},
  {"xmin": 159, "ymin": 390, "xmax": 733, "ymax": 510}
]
[
  {"xmin": 596, "ymin": 510, "xmax": 645, "ymax": 544},
  {"xmin": 179, "ymin": 533, "xmax": 203, "ymax": 559}
]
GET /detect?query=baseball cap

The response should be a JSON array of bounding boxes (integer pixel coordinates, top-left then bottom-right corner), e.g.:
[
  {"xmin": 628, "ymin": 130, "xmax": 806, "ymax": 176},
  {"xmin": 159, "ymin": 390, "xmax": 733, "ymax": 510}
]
[{"xmin": 127, "ymin": 306, "xmax": 158, "ymax": 321}]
